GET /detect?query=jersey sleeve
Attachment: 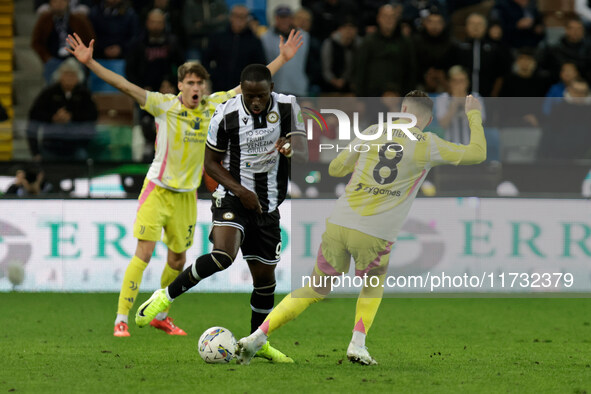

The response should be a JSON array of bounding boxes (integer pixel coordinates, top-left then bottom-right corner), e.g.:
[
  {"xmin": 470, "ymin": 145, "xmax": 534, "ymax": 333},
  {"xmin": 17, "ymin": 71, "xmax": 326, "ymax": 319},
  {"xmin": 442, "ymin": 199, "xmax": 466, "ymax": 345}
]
[
  {"xmin": 328, "ymin": 124, "xmax": 380, "ymax": 177},
  {"xmin": 426, "ymin": 110, "xmax": 487, "ymax": 167},
  {"xmin": 328, "ymin": 145, "xmax": 360, "ymax": 177},
  {"xmin": 140, "ymin": 91, "xmax": 170, "ymax": 117},
  {"xmin": 206, "ymin": 103, "xmax": 228, "ymax": 152},
  {"xmin": 287, "ymin": 97, "xmax": 306, "ymax": 138},
  {"xmin": 208, "ymin": 90, "xmax": 236, "ymax": 106}
]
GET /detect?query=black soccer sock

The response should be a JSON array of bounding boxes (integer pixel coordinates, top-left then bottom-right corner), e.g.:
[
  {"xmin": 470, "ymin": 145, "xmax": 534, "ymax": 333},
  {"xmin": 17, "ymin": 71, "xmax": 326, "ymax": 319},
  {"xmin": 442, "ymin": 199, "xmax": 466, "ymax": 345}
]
[
  {"xmin": 167, "ymin": 250, "xmax": 233, "ymax": 299},
  {"xmin": 250, "ymin": 282, "xmax": 276, "ymax": 333}
]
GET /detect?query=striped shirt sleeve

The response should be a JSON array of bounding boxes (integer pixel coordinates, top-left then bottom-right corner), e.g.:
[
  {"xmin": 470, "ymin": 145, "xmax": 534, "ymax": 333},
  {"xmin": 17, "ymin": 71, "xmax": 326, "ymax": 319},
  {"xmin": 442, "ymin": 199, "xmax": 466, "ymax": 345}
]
[
  {"xmin": 287, "ymin": 97, "xmax": 306, "ymax": 137},
  {"xmin": 206, "ymin": 103, "xmax": 228, "ymax": 152}
]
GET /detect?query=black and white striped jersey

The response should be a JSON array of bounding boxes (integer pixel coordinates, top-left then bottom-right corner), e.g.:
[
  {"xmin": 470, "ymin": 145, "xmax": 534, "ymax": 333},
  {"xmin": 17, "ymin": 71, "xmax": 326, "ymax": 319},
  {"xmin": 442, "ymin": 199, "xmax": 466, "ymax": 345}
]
[{"xmin": 206, "ymin": 92, "xmax": 306, "ymax": 212}]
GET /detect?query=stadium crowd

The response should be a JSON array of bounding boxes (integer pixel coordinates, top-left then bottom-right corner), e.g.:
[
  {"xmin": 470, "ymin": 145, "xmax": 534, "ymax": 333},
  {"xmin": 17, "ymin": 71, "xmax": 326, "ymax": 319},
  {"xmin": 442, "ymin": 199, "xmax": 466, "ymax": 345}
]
[{"xmin": 18, "ymin": 0, "xmax": 591, "ymax": 169}]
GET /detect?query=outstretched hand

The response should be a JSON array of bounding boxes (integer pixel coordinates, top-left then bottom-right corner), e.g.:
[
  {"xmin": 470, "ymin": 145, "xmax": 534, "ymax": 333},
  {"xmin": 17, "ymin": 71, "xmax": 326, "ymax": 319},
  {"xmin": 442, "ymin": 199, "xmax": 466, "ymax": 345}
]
[
  {"xmin": 279, "ymin": 29, "xmax": 304, "ymax": 62},
  {"xmin": 465, "ymin": 95, "xmax": 482, "ymax": 114},
  {"xmin": 66, "ymin": 33, "xmax": 94, "ymax": 65}
]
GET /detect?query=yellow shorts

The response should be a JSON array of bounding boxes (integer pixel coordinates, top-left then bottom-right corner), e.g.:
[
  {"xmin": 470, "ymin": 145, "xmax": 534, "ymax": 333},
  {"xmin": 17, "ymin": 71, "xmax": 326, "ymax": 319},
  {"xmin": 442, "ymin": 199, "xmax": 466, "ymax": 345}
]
[
  {"xmin": 315, "ymin": 221, "xmax": 394, "ymax": 277},
  {"xmin": 133, "ymin": 179, "xmax": 197, "ymax": 253}
]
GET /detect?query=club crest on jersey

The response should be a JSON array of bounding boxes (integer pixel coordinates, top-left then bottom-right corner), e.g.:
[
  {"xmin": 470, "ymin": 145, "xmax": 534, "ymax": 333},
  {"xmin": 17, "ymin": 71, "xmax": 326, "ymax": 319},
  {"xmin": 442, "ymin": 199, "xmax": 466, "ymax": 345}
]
[
  {"xmin": 266, "ymin": 111, "xmax": 279, "ymax": 123},
  {"xmin": 223, "ymin": 212, "xmax": 235, "ymax": 220},
  {"xmin": 192, "ymin": 118, "xmax": 201, "ymax": 130}
]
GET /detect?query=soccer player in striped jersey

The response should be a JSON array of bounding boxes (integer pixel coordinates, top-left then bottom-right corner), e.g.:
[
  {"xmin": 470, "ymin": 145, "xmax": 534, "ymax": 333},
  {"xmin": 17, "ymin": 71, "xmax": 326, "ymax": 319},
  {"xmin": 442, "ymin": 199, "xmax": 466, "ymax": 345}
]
[
  {"xmin": 65, "ymin": 30, "xmax": 303, "ymax": 338},
  {"xmin": 135, "ymin": 64, "xmax": 307, "ymax": 363},
  {"xmin": 235, "ymin": 91, "xmax": 487, "ymax": 365}
]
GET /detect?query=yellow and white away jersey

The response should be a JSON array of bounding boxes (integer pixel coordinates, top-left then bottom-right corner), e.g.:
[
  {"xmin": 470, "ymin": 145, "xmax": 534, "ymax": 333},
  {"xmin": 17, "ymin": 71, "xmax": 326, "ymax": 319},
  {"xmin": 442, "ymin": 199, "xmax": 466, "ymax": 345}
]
[
  {"xmin": 141, "ymin": 90, "xmax": 235, "ymax": 191},
  {"xmin": 328, "ymin": 110, "xmax": 486, "ymax": 241}
]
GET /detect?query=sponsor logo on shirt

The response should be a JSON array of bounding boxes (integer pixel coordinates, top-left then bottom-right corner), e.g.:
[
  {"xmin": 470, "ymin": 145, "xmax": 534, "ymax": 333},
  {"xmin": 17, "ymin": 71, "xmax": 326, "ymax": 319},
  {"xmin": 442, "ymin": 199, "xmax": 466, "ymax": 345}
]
[{"xmin": 354, "ymin": 183, "xmax": 401, "ymax": 197}]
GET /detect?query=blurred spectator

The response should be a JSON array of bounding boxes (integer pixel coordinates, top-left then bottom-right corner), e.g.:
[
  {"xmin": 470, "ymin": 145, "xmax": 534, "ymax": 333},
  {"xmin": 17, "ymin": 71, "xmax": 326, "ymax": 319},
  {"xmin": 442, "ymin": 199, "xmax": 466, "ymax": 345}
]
[
  {"xmin": 402, "ymin": 0, "xmax": 447, "ymax": 34},
  {"xmin": 261, "ymin": 6, "xmax": 310, "ymax": 96},
  {"xmin": 138, "ymin": 0, "xmax": 185, "ymax": 47},
  {"xmin": 139, "ymin": 77, "xmax": 177, "ymax": 161},
  {"xmin": 500, "ymin": 48, "xmax": 551, "ymax": 97},
  {"xmin": 499, "ymin": 48, "xmax": 549, "ymax": 127},
  {"xmin": 355, "ymin": 4, "xmax": 416, "ymax": 96},
  {"xmin": 268, "ymin": 0, "xmax": 302, "ymax": 27},
  {"xmin": 448, "ymin": 0, "xmax": 494, "ymax": 40},
  {"xmin": 540, "ymin": 78, "xmax": 591, "ymax": 159},
  {"xmin": 293, "ymin": 7, "xmax": 312, "ymax": 31},
  {"xmin": 203, "ymin": 5, "xmax": 266, "ymax": 92},
  {"xmin": 453, "ymin": 13, "xmax": 511, "ymax": 97},
  {"xmin": 26, "ymin": 59, "xmax": 97, "ymax": 161},
  {"xmin": 293, "ymin": 8, "xmax": 323, "ymax": 95},
  {"xmin": 491, "ymin": 0, "xmax": 544, "ymax": 49},
  {"xmin": 321, "ymin": 16, "xmax": 360, "ymax": 94},
  {"xmin": 539, "ymin": 18, "xmax": 591, "ymax": 84},
  {"xmin": 35, "ymin": 0, "xmax": 92, "ymax": 15},
  {"xmin": 126, "ymin": 8, "xmax": 183, "ymax": 160},
  {"xmin": 126, "ymin": 9, "xmax": 184, "ymax": 92},
  {"xmin": 183, "ymin": 0, "xmax": 228, "ymax": 61},
  {"xmin": 436, "ymin": 66, "xmax": 486, "ymax": 144},
  {"xmin": 359, "ymin": 0, "xmax": 389, "ymax": 34},
  {"xmin": 310, "ymin": 0, "xmax": 358, "ymax": 41},
  {"xmin": 413, "ymin": 10, "xmax": 454, "ymax": 92},
  {"xmin": 543, "ymin": 62, "xmax": 580, "ymax": 114},
  {"xmin": 31, "ymin": 0, "xmax": 95, "ymax": 82},
  {"xmin": 225, "ymin": 0, "xmax": 267, "ymax": 25},
  {"xmin": 89, "ymin": 0, "xmax": 139, "ymax": 59},
  {"xmin": 436, "ymin": 66, "xmax": 500, "ymax": 159},
  {"xmin": 485, "ymin": 20, "xmax": 514, "ymax": 91},
  {"xmin": 5, "ymin": 165, "xmax": 53, "ymax": 196}
]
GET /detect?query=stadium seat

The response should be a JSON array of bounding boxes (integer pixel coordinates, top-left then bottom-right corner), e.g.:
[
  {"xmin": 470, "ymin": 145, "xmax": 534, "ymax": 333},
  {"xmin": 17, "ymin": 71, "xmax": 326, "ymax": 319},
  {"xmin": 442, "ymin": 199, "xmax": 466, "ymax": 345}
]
[{"xmin": 499, "ymin": 127, "xmax": 542, "ymax": 163}]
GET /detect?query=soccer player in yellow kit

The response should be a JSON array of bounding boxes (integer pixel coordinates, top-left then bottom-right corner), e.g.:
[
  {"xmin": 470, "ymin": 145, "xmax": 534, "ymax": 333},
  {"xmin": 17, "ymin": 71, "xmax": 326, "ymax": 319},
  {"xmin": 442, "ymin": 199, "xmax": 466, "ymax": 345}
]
[
  {"xmin": 236, "ymin": 91, "xmax": 487, "ymax": 365},
  {"xmin": 65, "ymin": 31, "xmax": 303, "ymax": 338}
]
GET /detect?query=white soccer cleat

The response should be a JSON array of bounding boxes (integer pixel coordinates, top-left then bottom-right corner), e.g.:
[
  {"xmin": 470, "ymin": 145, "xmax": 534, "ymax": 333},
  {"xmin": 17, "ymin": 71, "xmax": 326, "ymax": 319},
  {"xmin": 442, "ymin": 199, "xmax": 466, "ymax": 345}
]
[
  {"xmin": 235, "ymin": 335, "xmax": 264, "ymax": 365},
  {"xmin": 346, "ymin": 342, "xmax": 378, "ymax": 365}
]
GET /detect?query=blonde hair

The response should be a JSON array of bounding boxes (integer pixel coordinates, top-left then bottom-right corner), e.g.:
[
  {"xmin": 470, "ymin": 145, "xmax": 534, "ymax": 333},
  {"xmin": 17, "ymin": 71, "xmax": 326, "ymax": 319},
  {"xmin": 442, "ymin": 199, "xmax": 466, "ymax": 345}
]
[{"xmin": 448, "ymin": 65, "xmax": 468, "ymax": 80}]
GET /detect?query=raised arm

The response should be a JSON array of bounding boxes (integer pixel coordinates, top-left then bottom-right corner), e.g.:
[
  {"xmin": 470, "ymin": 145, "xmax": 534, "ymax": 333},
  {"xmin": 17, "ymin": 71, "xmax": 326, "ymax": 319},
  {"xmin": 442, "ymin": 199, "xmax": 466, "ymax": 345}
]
[
  {"xmin": 232, "ymin": 29, "xmax": 304, "ymax": 94},
  {"xmin": 329, "ymin": 141, "xmax": 361, "ymax": 177},
  {"xmin": 428, "ymin": 95, "xmax": 487, "ymax": 167},
  {"xmin": 66, "ymin": 33, "xmax": 147, "ymax": 106}
]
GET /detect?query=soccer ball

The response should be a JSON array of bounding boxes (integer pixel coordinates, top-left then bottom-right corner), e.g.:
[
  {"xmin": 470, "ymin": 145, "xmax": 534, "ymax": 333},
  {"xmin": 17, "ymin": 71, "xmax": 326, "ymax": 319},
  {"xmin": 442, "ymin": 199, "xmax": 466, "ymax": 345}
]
[{"xmin": 198, "ymin": 326, "xmax": 237, "ymax": 364}]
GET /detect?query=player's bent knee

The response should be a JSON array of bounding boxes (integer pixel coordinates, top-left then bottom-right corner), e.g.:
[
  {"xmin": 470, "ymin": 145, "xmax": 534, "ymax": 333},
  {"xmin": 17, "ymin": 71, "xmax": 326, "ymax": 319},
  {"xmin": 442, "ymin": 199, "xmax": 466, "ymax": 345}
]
[
  {"xmin": 194, "ymin": 250, "xmax": 235, "ymax": 280},
  {"xmin": 211, "ymin": 249, "xmax": 234, "ymax": 270}
]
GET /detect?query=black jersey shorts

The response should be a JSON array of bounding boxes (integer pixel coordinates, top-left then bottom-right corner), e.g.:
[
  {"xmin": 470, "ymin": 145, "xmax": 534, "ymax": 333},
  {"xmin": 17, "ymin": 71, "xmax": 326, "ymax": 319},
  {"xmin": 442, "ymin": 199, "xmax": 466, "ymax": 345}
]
[{"xmin": 210, "ymin": 194, "xmax": 282, "ymax": 265}]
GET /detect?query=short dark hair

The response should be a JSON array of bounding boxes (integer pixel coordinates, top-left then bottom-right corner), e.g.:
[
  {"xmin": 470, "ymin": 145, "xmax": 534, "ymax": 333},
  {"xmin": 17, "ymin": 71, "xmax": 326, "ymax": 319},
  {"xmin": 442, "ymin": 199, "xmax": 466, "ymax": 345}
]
[
  {"xmin": 240, "ymin": 64, "xmax": 272, "ymax": 84},
  {"xmin": 402, "ymin": 90, "xmax": 433, "ymax": 114},
  {"xmin": 178, "ymin": 61, "xmax": 209, "ymax": 82}
]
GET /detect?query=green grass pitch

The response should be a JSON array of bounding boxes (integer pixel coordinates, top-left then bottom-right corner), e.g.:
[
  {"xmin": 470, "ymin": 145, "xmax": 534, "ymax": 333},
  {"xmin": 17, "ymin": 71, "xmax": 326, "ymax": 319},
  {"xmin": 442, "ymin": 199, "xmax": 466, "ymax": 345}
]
[{"xmin": 0, "ymin": 293, "xmax": 589, "ymax": 393}]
